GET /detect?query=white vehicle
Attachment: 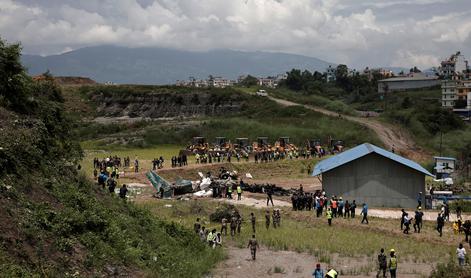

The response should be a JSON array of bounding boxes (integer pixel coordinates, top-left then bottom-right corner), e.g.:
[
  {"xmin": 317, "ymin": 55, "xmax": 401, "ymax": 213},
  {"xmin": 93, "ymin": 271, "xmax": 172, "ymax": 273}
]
[{"xmin": 256, "ymin": 90, "xmax": 268, "ymax": 97}]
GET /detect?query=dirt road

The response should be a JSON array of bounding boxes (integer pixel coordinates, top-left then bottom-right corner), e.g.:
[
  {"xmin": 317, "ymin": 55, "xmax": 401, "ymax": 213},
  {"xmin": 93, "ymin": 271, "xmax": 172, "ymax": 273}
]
[
  {"xmin": 211, "ymin": 244, "xmax": 429, "ymax": 278},
  {"xmin": 268, "ymin": 96, "xmax": 429, "ymax": 161}
]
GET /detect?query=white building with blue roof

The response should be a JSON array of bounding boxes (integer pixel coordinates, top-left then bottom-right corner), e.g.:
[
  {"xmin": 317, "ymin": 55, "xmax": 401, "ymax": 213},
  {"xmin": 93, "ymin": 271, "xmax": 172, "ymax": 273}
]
[{"xmin": 312, "ymin": 143, "xmax": 434, "ymax": 208}]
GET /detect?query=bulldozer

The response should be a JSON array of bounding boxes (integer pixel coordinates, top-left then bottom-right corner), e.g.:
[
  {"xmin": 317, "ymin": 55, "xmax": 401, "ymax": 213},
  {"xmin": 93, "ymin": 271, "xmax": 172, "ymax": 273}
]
[
  {"xmin": 330, "ymin": 140, "xmax": 345, "ymax": 153},
  {"xmin": 211, "ymin": 137, "xmax": 231, "ymax": 154},
  {"xmin": 274, "ymin": 137, "xmax": 298, "ymax": 152},
  {"xmin": 185, "ymin": 136, "xmax": 209, "ymax": 154},
  {"xmin": 234, "ymin": 138, "xmax": 251, "ymax": 152},
  {"xmin": 253, "ymin": 137, "xmax": 271, "ymax": 151},
  {"xmin": 307, "ymin": 139, "xmax": 324, "ymax": 156}
]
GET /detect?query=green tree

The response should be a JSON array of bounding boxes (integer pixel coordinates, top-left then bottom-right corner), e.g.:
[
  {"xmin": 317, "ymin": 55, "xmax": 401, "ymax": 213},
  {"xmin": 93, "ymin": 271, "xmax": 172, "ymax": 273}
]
[
  {"xmin": 0, "ymin": 39, "xmax": 30, "ymax": 113},
  {"xmin": 240, "ymin": 75, "xmax": 258, "ymax": 87},
  {"xmin": 284, "ymin": 69, "xmax": 303, "ymax": 91}
]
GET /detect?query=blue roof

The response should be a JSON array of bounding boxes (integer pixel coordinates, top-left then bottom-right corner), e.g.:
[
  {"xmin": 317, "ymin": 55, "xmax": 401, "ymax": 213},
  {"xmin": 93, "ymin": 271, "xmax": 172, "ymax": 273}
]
[{"xmin": 312, "ymin": 143, "xmax": 434, "ymax": 177}]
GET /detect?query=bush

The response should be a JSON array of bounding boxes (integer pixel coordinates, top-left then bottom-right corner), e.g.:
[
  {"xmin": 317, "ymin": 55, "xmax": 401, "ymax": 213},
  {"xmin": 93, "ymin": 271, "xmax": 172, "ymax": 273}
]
[
  {"xmin": 210, "ymin": 204, "xmax": 235, "ymax": 222},
  {"xmin": 431, "ymin": 257, "xmax": 471, "ymax": 278}
]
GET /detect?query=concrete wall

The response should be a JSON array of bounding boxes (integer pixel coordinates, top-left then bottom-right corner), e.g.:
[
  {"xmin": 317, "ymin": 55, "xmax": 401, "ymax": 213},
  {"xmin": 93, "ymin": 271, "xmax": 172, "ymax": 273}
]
[
  {"xmin": 378, "ymin": 79, "xmax": 440, "ymax": 94},
  {"xmin": 323, "ymin": 153, "xmax": 425, "ymax": 208}
]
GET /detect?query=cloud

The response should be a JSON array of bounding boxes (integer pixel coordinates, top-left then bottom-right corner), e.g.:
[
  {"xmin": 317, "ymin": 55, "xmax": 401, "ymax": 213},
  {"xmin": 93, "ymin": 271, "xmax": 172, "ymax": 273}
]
[{"xmin": 0, "ymin": 0, "xmax": 470, "ymax": 68}]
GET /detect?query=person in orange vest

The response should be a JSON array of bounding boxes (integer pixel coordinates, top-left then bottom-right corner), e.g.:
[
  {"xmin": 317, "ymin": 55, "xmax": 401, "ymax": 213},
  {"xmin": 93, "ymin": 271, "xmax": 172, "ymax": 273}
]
[{"xmin": 331, "ymin": 197, "xmax": 338, "ymax": 218}]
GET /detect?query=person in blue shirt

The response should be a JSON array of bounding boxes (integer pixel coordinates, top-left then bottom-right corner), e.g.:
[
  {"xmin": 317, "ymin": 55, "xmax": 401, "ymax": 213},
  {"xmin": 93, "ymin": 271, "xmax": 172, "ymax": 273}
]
[
  {"xmin": 361, "ymin": 203, "xmax": 369, "ymax": 224},
  {"xmin": 312, "ymin": 263, "xmax": 324, "ymax": 278},
  {"xmin": 416, "ymin": 192, "xmax": 422, "ymax": 208}
]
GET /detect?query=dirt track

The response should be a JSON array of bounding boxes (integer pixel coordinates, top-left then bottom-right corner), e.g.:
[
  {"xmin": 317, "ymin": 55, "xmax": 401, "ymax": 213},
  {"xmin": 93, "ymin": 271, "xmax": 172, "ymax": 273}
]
[{"xmin": 268, "ymin": 96, "xmax": 429, "ymax": 162}]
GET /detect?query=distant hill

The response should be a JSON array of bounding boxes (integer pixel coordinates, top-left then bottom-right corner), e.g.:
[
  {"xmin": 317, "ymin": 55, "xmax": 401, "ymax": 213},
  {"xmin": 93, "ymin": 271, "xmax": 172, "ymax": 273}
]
[{"xmin": 22, "ymin": 46, "xmax": 333, "ymax": 84}]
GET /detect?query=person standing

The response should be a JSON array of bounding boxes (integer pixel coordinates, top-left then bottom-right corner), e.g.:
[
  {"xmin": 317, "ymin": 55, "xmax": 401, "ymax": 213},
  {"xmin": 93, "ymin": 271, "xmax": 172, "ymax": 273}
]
[
  {"xmin": 326, "ymin": 208, "xmax": 333, "ymax": 226},
  {"xmin": 413, "ymin": 207, "xmax": 424, "ymax": 233},
  {"xmin": 403, "ymin": 213, "xmax": 410, "ymax": 234},
  {"xmin": 199, "ymin": 226, "xmax": 206, "ymax": 242},
  {"xmin": 437, "ymin": 213, "xmax": 445, "ymax": 237},
  {"xmin": 221, "ymin": 217, "xmax": 228, "ymax": 236},
  {"xmin": 119, "ymin": 184, "xmax": 128, "ymax": 199},
  {"xmin": 194, "ymin": 218, "xmax": 201, "ymax": 234},
  {"xmin": 331, "ymin": 198, "xmax": 338, "ymax": 218},
  {"xmin": 230, "ymin": 216, "xmax": 237, "ymax": 237},
  {"xmin": 250, "ymin": 213, "xmax": 256, "ymax": 233},
  {"xmin": 338, "ymin": 197, "xmax": 344, "ymax": 217},
  {"xmin": 266, "ymin": 185, "xmax": 274, "ymax": 206},
  {"xmin": 236, "ymin": 215, "xmax": 242, "ymax": 234},
  {"xmin": 237, "ymin": 184, "xmax": 242, "ymax": 201},
  {"xmin": 457, "ymin": 243, "xmax": 467, "ymax": 266},
  {"xmin": 388, "ymin": 249, "xmax": 397, "ymax": 278},
  {"xmin": 361, "ymin": 203, "xmax": 369, "ymax": 224},
  {"xmin": 312, "ymin": 263, "xmax": 324, "ymax": 278},
  {"xmin": 344, "ymin": 200, "xmax": 350, "ymax": 218},
  {"xmin": 351, "ymin": 200, "xmax": 357, "ymax": 218},
  {"xmin": 377, "ymin": 248, "xmax": 387, "ymax": 278},
  {"xmin": 247, "ymin": 234, "xmax": 259, "ymax": 260},
  {"xmin": 227, "ymin": 184, "xmax": 233, "ymax": 199},
  {"xmin": 265, "ymin": 210, "xmax": 271, "ymax": 230},
  {"xmin": 400, "ymin": 209, "xmax": 406, "ymax": 230},
  {"xmin": 416, "ymin": 192, "xmax": 422, "ymax": 208}
]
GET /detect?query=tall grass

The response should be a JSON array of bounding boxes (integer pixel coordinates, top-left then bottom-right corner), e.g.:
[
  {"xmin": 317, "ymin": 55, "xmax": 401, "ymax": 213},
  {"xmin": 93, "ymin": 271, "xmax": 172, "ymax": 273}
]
[{"xmin": 142, "ymin": 199, "xmax": 454, "ymax": 266}]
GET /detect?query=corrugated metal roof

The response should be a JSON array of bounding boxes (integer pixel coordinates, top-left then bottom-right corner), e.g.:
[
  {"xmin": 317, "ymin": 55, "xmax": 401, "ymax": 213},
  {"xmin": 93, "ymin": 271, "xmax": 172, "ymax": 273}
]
[
  {"xmin": 378, "ymin": 76, "xmax": 438, "ymax": 82},
  {"xmin": 433, "ymin": 156, "xmax": 456, "ymax": 161},
  {"xmin": 312, "ymin": 143, "xmax": 434, "ymax": 177}
]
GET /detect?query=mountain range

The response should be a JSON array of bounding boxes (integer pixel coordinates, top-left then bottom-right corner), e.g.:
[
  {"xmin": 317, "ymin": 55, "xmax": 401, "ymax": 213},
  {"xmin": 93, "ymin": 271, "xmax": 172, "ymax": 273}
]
[{"xmin": 21, "ymin": 46, "xmax": 333, "ymax": 84}]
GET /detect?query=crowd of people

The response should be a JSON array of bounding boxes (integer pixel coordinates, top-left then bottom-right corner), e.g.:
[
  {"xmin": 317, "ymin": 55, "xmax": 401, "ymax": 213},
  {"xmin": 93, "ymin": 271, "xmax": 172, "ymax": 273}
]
[
  {"xmin": 289, "ymin": 186, "xmax": 368, "ymax": 225},
  {"xmin": 93, "ymin": 156, "xmax": 129, "ymax": 200}
]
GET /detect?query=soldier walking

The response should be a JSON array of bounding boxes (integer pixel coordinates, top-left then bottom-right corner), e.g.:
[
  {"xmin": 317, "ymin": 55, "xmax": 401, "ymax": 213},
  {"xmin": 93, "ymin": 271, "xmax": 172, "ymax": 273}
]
[
  {"xmin": 221, "ymin": 217, "xmax": 227, "ymax": 236},
  {"xmin": 230, "ymin": 216, "xmax": 237, "ymax": 237},
  {"xmin": 247, "ymin": 235, "xmax": 259, "ymax": 260},
  {"xmin": 250, "ymin": 213, "xmax": 256, "ymax": 233},
  {"xmin": 265, "ymin": 210, "xmax": 270, "ymax": 230}
]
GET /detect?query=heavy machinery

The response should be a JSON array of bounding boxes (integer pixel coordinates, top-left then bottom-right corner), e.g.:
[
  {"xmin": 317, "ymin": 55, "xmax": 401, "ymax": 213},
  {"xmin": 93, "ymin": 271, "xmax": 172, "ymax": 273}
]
[
  {"xmin": 307, "ymin": 139, "xmax": 325, "ymax": 156},
  {"xmin": 186, "ymin": 136, "xmax": 209, "ymax": 154},
  {"xmin": 330, "ymin": 140, "xmax": 345, "ymax": 153},
  {"xmin": 274, "ymin": 137, "xmax": 298, "ymax": 152},
  {"xmin": 210, "ymin": 137, "xmax": 232, "ymax": 155},
  {"xmin": 234, "ymin": 137, "xmax": 252, "ymax": 153},
  {"xmin": 253, "ymin": 137, "xmax": 271, "ymax": 152}
]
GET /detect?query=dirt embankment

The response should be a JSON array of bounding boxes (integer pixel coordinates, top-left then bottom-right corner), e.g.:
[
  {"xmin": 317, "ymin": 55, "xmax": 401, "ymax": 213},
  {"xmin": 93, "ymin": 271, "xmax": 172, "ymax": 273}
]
[
  {"xmin": 268, "ymin": 96, "xmax": 429, "ymax": 161},
  {"xmin": 90, "ymin": 91, "xmax": 244, "ymax": 119}
]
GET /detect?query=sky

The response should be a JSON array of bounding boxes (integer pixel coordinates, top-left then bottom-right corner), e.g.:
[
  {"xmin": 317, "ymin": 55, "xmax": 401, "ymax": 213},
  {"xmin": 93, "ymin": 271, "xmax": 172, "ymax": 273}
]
[{"xmin": 1, "ymin": 0, "xmax": 471, "ymax": 69}]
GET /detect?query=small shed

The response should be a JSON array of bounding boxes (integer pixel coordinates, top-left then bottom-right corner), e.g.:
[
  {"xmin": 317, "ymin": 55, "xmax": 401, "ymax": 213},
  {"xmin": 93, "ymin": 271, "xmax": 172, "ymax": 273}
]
[
  {"xmin": 433, "ymin": 156, "xmax": 456, "ymax": 179},
  {"xmin": 312, "ymin": 143, "xmax": 434, "ymax": 208}
]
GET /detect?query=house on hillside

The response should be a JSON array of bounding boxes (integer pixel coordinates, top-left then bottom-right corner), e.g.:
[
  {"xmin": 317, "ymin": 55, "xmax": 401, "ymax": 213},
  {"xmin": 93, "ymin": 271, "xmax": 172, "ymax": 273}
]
[
  {"xmin": 312, "ymin": 143, "xmax": 434, "ymax": 208},
  {"xmin": 433, "ymin": 156, "xmax": 456, "ymax": 179},
  {"xmin": 377, "ymin": 74, "xmax": 440, "ymax": 94}
]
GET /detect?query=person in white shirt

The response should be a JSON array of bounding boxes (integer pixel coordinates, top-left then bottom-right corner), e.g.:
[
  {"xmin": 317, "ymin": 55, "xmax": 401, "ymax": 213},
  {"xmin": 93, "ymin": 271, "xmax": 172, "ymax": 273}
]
[{"xmin": 457, "ymin": 243, "xmax": 467, "ymax": 266}]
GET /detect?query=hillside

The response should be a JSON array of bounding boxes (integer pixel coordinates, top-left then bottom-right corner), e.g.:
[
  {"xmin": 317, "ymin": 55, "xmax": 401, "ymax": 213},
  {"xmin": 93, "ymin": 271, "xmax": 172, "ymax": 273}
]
[
  {"xmin": 21, "ymin": 45, "xmax": 333, "ymax": 84},
  {"xmin": 0, "ymin": 39, "xmax": 221, "ymax": 277},
  {"xmin": 66, "ymin": 85, "xmax": 381, "ymax": 149}
]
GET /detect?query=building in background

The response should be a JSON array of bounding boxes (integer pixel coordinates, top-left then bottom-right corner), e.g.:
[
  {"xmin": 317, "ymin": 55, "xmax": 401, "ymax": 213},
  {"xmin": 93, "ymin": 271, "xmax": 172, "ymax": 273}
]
[
  {"xmin": 312, "ymin": 143, "xmax": 434, "ymax": 208},
  {"xmin": 439, "ymin": 51, "xmax": 468, "ymax": 79},
  {"xmin": 326, "ymin": 65, "xmax": 336, "ymax": 82},
  {"xmin": 440, "ymin": 51, "xmax": 471, "ymax": 119},
  {"xmin": 433, "ymin": 156, "xmax": 456, "ymax": 179},
  {"xmin": 377, "ymin": 74, "xmax": 440, "ymax": 94}
]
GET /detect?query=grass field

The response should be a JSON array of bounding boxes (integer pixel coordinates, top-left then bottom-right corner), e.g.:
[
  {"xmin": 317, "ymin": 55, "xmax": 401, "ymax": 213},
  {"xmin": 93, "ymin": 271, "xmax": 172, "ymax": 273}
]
[
  {"xmin": 80, "ymin": 143, "xmax": 187, "ymax": 174},
  {"xmin": 141, "ymin": 199, "xmax": 459, "ymax": 276}
]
